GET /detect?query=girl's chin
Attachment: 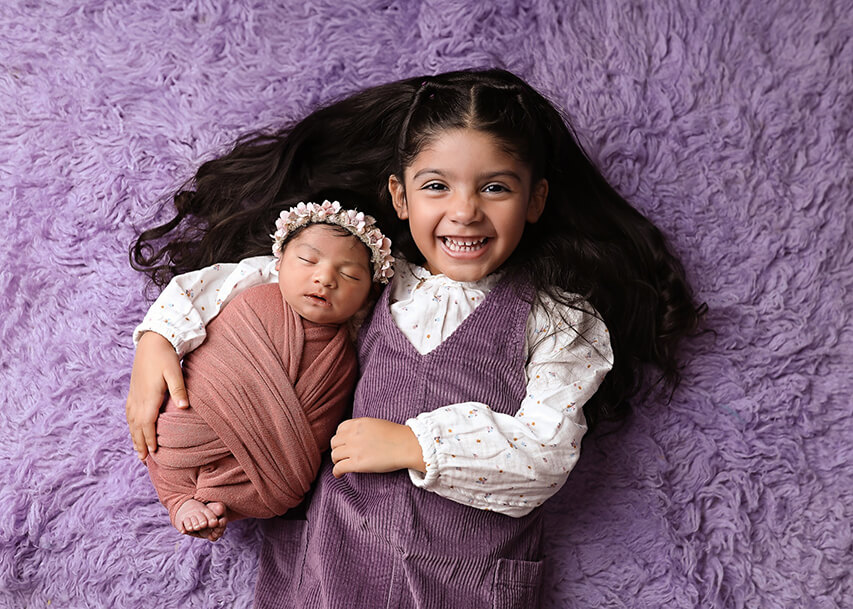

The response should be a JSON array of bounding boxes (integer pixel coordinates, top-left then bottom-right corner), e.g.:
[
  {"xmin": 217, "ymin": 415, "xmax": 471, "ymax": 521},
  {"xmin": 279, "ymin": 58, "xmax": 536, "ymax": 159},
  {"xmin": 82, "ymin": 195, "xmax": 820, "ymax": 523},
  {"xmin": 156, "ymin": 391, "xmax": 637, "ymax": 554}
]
[
  {"xmin": 429, "ymin": 261, "xmax": 496, "ymax": 283},
  {"xmin": 422, "ymin": 242, "xmax": 495, "ymax": 280}
]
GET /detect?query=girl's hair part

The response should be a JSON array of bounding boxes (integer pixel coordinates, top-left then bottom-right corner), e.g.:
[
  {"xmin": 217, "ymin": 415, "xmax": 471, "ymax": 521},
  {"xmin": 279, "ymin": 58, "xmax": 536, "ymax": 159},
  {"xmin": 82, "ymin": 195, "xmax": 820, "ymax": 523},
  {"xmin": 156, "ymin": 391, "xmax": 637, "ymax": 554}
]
[
  {"xmin": 131, "ymin": 68, "xmax": 704, "ymax": 430},
  {"xmin": 389, "ymin": 69, "xmax": 705, "ymax": 427}
]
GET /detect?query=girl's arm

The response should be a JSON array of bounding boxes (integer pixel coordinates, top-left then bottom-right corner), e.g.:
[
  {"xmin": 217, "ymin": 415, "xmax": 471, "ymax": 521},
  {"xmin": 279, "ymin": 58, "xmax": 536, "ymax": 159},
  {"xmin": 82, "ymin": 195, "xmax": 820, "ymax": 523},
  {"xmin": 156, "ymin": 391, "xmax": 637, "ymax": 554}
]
[
  {"xmin": 126, "ymin": 256, "xmax": 277, "ymax": 459},
  {"xmin": 330, "ymin": 295, "xmax": 612, "ymax": 517},
  {"xmin": 404, "ymin": 298, "xmax": 612, "ymax": 517},
  {"xmin": 133, "ymin": 256, "xmax": 277, "ymax": 356}
]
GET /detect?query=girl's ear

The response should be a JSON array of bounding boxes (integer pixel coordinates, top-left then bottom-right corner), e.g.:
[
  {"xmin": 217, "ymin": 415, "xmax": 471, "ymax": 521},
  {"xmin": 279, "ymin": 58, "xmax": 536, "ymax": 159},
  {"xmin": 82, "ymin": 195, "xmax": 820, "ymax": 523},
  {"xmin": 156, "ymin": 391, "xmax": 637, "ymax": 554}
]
[
  {"xmin": 275, "ymin": 258, "xmax": 281, "ymax": 272},
  {"xmin": 526, "ymin": 179, "xmax": 548, "ymax": 223},
  {"xmin": 388, "ymin": 175, "xmax": 409, "ymax": 220}
]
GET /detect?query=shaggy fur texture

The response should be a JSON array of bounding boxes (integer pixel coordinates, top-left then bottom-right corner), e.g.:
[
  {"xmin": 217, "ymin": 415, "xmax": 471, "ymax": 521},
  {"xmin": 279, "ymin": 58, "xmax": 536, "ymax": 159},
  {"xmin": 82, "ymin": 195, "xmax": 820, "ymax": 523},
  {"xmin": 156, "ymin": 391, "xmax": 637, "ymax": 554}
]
[{"xmin": 1, "ymin": 1, "xmax": 850, "ymax": 607}]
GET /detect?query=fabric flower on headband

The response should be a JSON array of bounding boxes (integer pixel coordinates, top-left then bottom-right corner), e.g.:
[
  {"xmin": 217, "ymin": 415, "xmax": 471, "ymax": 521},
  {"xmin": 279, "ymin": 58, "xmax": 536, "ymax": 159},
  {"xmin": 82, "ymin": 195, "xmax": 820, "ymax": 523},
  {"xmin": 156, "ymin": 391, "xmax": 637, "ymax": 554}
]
[{"xmin": 271, "ymin": 200, "xmax": 395, "ymax": 283}]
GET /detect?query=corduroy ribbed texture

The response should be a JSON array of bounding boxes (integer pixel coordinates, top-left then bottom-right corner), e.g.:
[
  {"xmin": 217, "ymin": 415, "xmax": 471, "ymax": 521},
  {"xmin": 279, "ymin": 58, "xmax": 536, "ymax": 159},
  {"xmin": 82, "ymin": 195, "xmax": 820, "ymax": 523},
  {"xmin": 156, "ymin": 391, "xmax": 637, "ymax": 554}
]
[{"xmin": 254, "ymin": 277, "xmax": 544, "ymax": 609}]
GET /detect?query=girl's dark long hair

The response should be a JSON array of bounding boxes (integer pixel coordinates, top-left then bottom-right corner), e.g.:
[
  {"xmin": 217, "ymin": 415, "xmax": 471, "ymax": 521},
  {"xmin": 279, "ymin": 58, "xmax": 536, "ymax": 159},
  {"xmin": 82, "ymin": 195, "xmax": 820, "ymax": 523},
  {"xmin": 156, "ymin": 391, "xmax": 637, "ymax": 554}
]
[
  {"xmin": 132, "ymin": 68, "xmax": 704, "ymax": 429},
  {"xmin": 131, "ymin": 81, "xmax": 417, "ymax": 286}
]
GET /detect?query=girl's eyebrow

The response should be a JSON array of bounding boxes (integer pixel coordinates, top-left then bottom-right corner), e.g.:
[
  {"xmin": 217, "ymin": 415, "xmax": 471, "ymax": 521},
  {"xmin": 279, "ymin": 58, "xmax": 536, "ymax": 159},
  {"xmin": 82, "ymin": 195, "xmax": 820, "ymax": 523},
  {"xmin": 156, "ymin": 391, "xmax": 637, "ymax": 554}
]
[
  {"xmin": 411, "ymin": 168, "xmax": 447, "ymax": 179},
  {"xmin": 412, "ymin": 168, "xmax": 523, "ymax": 182}
]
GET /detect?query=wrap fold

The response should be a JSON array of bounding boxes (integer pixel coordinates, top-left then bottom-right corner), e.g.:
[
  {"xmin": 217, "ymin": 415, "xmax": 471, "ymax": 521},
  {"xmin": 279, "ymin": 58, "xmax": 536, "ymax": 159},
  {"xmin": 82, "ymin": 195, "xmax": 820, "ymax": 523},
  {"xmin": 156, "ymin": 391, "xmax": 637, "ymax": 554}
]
[{"xmin": 146, "ymin": 283, "xmax": 357, "ymax": 523}]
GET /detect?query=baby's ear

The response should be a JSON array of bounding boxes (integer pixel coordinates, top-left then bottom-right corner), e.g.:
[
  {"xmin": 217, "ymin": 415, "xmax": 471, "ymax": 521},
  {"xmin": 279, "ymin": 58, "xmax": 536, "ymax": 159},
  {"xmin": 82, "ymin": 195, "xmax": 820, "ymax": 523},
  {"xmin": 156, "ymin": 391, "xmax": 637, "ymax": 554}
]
[
  {"xmin": 388, "ymin": 175, "xmax": 409, "ymax": 220},
  {"xmin": 526, "ymin": 179, "xmax": 548, "ymax": 223}
]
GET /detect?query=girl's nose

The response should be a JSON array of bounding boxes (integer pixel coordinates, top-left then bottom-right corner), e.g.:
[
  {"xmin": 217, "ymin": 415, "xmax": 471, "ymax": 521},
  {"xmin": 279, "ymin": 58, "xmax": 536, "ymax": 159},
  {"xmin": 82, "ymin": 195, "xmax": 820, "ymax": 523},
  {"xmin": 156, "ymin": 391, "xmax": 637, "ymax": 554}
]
[{"xmin": 451, "ymin": 193, "xmax": 481, "ymax": 224}]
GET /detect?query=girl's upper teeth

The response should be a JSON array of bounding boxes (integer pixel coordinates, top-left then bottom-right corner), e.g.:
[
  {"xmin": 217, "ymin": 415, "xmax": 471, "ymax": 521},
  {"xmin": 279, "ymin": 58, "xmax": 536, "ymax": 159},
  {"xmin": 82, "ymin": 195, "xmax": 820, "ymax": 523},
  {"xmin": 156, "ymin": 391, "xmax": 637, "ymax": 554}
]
[{"xmin": 446, "ymin": 237, "xmax": 485, "ymax": 246}]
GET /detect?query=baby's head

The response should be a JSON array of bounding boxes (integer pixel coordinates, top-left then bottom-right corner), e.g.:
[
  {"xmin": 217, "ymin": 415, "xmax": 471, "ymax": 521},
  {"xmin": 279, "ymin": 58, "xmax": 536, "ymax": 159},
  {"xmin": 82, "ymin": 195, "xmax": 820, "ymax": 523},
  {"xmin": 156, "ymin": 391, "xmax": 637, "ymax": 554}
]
[{"xmin": 272, "ymin": 200, "xmax": 394, "ymax": 325}]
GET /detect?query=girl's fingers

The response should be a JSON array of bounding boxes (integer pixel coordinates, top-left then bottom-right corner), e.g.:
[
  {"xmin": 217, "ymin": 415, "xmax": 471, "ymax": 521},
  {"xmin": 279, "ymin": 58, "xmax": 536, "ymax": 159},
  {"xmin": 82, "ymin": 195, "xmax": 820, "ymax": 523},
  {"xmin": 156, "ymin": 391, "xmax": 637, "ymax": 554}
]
[
  {"xmin": 330, "ymin": 444, "xmax": 353, "ymax": 478},
  {"xmin": 130, "ymin": 426, "xmax": 148, "ymax": 460},
  {"xmin": 140, "ymin": 419, "xmax": 158, "ymax": 459},
  {"xmin": 126, "ymin": 332, "xmax": 187, "ymax": 458},
  {"xmin": 330, "ymin": 444, "xmax": 346, "ymax": 464},
  {"xmin": 331, "ymin": 456, "xmax": 350, "ymax": 478},
  {"xmin": 163, "ymin": 367, "xmax": 189, "ymax": 409},
  {"xmin": 126, "ymin": 393, "xmax": 156, "ymax": 459}
]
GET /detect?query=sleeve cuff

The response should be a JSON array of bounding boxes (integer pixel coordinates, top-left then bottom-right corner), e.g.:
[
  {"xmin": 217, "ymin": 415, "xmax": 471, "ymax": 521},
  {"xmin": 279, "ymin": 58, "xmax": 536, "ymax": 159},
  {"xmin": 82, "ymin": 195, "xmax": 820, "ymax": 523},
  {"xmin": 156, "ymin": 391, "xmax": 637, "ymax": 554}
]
[
  {"xmin": 405, "ymin": 417, "xmax": 440, "ymax": 489},
  {"xmin": 132, "ymin": 320, "xmax": 204, "ymax": 358}
]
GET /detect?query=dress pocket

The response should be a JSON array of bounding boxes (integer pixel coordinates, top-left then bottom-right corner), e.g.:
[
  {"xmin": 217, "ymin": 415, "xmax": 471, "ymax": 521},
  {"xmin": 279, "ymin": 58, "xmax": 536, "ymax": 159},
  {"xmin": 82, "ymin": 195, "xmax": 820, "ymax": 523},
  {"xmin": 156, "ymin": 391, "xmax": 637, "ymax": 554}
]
[{"xmin": 493, "ymin": 557, "xmax": 544, "ymax": 609}]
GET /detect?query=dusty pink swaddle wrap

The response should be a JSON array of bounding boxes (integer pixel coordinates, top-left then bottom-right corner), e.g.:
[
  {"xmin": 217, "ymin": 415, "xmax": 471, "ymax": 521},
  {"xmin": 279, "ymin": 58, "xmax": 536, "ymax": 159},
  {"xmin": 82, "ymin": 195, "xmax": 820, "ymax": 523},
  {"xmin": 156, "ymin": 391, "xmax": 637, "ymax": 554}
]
[{"xmin": 146, "ymin": 283, "xmax": 357, "ymax": 522}]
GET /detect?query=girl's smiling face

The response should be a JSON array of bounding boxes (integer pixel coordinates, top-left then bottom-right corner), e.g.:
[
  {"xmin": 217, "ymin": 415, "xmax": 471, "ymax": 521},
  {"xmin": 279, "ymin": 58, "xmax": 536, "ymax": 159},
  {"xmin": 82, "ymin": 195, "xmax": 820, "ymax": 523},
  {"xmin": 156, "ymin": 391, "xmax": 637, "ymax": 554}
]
[
  {"xmin": 276, "ymin": 223, "xmax": 373, "ymax": 324},
  {"xmin": 389, "ymin": 128, "xmax": 547, "ymax": 283}
]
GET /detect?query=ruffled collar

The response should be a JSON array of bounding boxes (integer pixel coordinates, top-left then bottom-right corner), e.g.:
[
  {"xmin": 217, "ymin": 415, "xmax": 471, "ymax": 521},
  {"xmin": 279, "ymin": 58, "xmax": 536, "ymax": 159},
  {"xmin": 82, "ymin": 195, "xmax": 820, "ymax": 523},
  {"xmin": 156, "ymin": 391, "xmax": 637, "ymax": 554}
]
[
  {"xmin": 391, "ymin": 261, "xmax": 502, "ymax": 300},
  {"xmin": 387, "ymin": 262, "xmax": 503, "ymax": 354}
]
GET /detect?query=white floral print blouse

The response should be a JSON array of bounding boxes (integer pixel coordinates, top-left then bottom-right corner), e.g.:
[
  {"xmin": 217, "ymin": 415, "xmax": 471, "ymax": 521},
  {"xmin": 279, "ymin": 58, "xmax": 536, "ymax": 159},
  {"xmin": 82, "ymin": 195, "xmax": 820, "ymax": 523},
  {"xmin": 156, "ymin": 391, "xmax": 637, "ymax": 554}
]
[{"xmin": 134, "ymin": 257, "xmax": 613, "ymax": 517}]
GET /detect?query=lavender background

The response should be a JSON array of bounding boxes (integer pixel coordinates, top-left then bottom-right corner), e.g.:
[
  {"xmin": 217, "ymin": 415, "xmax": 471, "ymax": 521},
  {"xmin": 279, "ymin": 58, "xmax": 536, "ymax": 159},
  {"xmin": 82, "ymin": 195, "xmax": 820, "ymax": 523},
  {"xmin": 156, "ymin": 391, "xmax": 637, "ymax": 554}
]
[{"xmin": 1, "ymin": 1, "xmax": 851, "ymax": 607}]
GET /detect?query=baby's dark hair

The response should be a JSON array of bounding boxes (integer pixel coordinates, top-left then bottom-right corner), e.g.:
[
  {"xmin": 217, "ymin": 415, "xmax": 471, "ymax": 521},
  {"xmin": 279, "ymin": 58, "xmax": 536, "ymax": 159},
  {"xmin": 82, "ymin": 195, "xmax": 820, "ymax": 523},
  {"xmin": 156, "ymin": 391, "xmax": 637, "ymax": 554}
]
[
  {"xmin": 277, "ymin": 222, "xmax": 371, "ymax": 266},
  {"xmin": 131, "ymin": 68, "xmax": 704, "ymax": 429}
]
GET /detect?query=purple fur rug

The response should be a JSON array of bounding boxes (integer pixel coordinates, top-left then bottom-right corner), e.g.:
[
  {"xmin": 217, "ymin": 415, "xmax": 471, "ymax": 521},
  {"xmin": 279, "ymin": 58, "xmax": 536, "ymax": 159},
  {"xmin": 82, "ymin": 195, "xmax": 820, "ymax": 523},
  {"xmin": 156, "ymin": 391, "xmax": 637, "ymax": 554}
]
[{"xmin": 1, "ymin": 1, "xmax": 850, "ymax": 607}]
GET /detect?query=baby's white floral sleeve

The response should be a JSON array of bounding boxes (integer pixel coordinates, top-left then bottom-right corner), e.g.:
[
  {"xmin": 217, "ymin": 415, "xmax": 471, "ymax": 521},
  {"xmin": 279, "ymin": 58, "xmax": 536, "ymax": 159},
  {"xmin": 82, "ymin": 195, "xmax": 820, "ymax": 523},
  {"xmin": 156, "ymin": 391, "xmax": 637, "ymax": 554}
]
[
  {"xmin": 133, "ymin": 256, "xmax": 277, "ymax": 357},
  {"xmin": 405, "ymin": 296, "xmax": 613, "ymax": 517}
]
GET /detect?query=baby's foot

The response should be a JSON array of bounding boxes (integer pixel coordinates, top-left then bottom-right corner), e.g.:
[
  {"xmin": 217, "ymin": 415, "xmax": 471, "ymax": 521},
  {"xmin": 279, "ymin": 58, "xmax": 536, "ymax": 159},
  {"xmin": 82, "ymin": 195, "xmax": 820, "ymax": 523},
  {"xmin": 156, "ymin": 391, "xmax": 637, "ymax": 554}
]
[
  {"xmin": 174, "ymin": 500, "xmax": 227, "ymax": 541},
  {"xmin": 201, "ymin": 502, "xmax": 228, "ymax": 542}
]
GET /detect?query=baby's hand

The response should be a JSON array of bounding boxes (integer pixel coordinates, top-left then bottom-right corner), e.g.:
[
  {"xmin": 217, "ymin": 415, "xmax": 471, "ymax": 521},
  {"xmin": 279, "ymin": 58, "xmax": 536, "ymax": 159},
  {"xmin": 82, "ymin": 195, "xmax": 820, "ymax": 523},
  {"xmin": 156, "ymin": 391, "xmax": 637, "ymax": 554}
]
[
  {"xmin": 126, "ymin": 332, "xmax": 188, "ymax": 460},
  {"xmin": 330, "ymin": 418, "xmax": 426, "ymax": 478}
]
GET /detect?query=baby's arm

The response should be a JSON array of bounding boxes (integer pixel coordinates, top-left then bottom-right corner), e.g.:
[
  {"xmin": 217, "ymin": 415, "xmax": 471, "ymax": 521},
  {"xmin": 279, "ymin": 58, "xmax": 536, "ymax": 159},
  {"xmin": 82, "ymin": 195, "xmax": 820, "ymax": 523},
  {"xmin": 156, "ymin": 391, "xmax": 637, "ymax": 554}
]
[
  {"xmin": 126, "ymin": 256, "xmax": 276, "ymax": 459},
  {"xmin": 405, "ymin": 299, "xmax": 613, "ymax": 517}
]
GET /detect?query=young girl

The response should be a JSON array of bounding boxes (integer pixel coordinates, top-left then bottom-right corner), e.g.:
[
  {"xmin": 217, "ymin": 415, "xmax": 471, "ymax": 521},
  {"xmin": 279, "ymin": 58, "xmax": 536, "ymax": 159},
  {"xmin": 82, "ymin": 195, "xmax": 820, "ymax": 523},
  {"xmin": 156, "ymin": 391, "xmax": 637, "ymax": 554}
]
[
  {"xmin": 127, "ymin": 69, "xmax": 701, "ymax": 608},
  {"xmin": 143, "ymin": 200, "xmax": 393, "ymax": 542}
]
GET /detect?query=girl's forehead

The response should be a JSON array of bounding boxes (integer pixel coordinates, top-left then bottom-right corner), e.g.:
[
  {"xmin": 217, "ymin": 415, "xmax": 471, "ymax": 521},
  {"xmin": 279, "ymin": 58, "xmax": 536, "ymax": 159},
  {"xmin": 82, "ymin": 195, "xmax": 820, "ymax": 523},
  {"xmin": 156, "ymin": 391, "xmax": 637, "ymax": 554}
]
[
  {"xmin": 407, "ymin": 128, "xmax": 530, "ymax": 176},
  {"xmin": 416, "ymin": 127, "xmax": 500, "ymax": 151}
]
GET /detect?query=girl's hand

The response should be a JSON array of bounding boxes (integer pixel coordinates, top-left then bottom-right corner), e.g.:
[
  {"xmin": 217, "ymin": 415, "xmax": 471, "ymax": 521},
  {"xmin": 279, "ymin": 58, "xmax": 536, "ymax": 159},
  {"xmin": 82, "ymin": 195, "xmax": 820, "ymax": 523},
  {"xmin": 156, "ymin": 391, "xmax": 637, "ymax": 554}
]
[
  {"xmin": 330, "ymin": 418, "xmax": 426, "ymax": 478},
  {"xmin": 126, "ymin": 332, "xmax": 188, "ymax": 460}
]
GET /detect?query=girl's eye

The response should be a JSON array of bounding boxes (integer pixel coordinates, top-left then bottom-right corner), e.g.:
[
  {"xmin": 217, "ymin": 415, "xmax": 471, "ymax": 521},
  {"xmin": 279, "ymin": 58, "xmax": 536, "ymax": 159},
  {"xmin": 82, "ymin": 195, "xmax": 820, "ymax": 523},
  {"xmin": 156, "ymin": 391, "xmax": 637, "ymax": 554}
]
[
  {"xmin": 341, "ymin": 272, "xmax": 361, "ymax": 281},
  {"xmin": 483, "ymin": 183, "xmax": 509, "ymax": 193},
  {"xmin": 298, "ymin": 257, "xmax": 316, "ymax": 264},
  {"xmin": 423, "ymin": 182, "xmax": 448, "ymax": 191}
]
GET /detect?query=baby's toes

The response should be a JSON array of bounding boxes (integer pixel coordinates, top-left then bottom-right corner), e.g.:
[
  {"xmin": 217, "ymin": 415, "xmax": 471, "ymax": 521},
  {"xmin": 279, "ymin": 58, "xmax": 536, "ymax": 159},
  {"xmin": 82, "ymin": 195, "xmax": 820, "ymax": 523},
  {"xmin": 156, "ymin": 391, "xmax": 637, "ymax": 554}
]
[
  {"xmin": 198, "ymin": 507, "xmax": 219, "ymax": 529},
  {"xmin": 207, "ymin": 502, "xmax": 226, "ymax": 518},
  {"xmin": 209, "ymin": 524, "xmax": 227, "ymax": 542}
]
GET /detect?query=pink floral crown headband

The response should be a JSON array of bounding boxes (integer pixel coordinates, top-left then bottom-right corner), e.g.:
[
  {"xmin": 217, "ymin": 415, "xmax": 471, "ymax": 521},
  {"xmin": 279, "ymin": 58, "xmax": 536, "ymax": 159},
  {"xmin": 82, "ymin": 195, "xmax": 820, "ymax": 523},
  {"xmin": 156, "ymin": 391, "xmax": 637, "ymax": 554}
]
[{"xmin": 271, "ymin": 200, "xmax": 395, "ymax": 283}]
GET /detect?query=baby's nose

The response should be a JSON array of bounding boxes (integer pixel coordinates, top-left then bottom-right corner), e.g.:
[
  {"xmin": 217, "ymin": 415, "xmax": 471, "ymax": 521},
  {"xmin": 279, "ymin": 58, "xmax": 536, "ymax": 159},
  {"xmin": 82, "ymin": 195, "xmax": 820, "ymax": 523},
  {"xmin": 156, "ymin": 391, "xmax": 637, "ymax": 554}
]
[{"xmin": 314, "ymin": 267, "xmax": 336, "ymax": 287}]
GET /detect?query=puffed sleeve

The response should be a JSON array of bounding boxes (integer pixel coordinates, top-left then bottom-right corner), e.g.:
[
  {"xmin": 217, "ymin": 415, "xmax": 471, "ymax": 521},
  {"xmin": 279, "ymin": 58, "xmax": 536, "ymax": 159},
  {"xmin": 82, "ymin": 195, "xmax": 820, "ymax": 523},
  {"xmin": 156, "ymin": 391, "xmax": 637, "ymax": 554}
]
[
  {"xmin": 133, "ymin": 256, "xmax": 277, "ymax": 357},
  {"xmin": 405, "ymin": 293, "xmax": 613, "ymax": 517}
]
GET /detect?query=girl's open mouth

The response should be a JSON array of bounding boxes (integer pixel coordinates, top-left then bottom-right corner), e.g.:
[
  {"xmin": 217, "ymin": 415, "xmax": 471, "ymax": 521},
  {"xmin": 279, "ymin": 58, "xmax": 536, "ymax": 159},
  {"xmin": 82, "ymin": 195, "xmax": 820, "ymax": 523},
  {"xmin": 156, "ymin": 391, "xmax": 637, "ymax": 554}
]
[
  {"xmin": 441, "ymin": 237, "xmax": 488, "ymax": 253},
  {"xmin": 306, "ymin": 294, "xmax": 330, "ymax": 306}
]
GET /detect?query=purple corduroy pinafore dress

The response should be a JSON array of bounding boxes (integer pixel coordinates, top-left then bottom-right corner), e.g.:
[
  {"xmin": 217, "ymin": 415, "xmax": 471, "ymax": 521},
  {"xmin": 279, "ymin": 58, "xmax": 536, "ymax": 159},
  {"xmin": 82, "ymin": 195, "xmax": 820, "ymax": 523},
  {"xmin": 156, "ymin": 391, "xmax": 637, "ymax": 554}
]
[{"xmin": 254, "ymin": 276, "xmax": 545, "ymax": 609}]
